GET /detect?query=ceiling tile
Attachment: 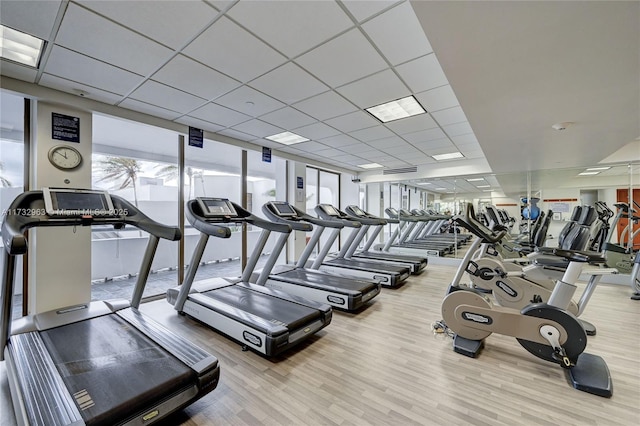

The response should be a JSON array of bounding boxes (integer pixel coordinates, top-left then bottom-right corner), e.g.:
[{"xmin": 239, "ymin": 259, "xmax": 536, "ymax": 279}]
[
  {"xmin": 43, "ymin": 46, "xmax": 143, "ymax": 95},
  {"xmin": 380, "ymin": 159, "xmax": 410, "ymax": 167},
  {"xmin": 357, "ymin": 149, "xmax": 388, "ymax": 158},
  {"xmin": 183, "ymin": 16, "xmax": 286, "ymax": 83},
  {"xmin": 334, "ymin": 154, "xmax": 363, "ymax": 163},
  {"xmin": 339, "ymin": 143, "xmax": 374, "ymax": 154},
  {"xmin": 442, "ymin": 121, "xmax": 474, "ymax": 137},
  {"xmin": 384, "ymin": 114, "xmax": 438, "ymax": 135},
  {"xmin": 295, "ymin": 28, "xmax": 387, "ymax": 88},
  {"xmin": 460, "ymin": 148, "xmax": 486, "ymax": 159},
  {"xmin": 336, "ymin": 69, "xmax": 409, "ymax": 109},
  {"xmin": 431, "ymin": 106, "xmax": 468, "ymax": 126},
  {"xmin": 365, "ymin": 136, "xmax": 408, "ymax": 149},
  {"xmin": 152, "ymin": 54, "xmax": 241, "ymax": 101},
  {"xmin": 292, "ymin": 91, "xmax": 357, "ymax": 121},
  {"xmin": 227, "ymin": 1, "xmax": 353, "ymax": 58},
  {"xmin": 293, "ymin": 122, "xmax": 341, "ymax": 140},
  {"xmin": 341, "ymin": 0, "xmax": 399, "ymax": 23},
  {"xmin": 206, "ymin": 1, "xmax": 234, "ymax": 11},
  {"xmin": 190, "ymin": 102, "xmax": 252, "ymax": 127},
  {"xmin": 402, "ymin": 127, "xmax": 448, "ymax": 143},
  {"xmin": 119, "ymin": 98, "xmax": 182, "ymax": 121},
  {"xmin": 349, "ymin": 125, "xmax": 395, "ymax": 142},
  {"xmin": 294, "ymin": 141, "xmax": 332, "ymax": 153},
  {"xmin": 0, "ymin": 60, "xmax": 38, "ymax": 83},
  {"xmin": 78, "ymin": 0, "xmax": 218, "ymax": 49},
  {"xmin": 412, "ymin": 138, "xmax": 456, "ymax": 150},
  {"xmin": 0, "ymin": 0, "xmax": 61, "ymax": 39},
  {"xmin": 318, "ymin": 134, "xmax": 361, "ymax": 148},
  {"xmin": 313, "ymin": 148, "xmax": 346, "ymax": 158},
  {"xmin": 55, "ymin": 3, "xmax": 172, "ymax": 76},
  {"xmin": 249, "ymin": 62, "xmax": 328, "ymax": 104},
  {"xmin": 277, "ymin": 146, "xmax": 305, "ymax": 155},
  {"xmin": 396, "ymin": 54, "xmax": 449, "ymax": 93},
  {"xmin": 130, "ymin": 80, "xmax": 207, "ymax": 114},
  {"xmin": 324, "ymin": 111, "xmax": 379, "ymax": 133},
  {"xmin": 214, "ymin": 85, "xmax": 285, "ymax": 117},
  {"xmin": 259, "ymin": 107, "xmax": 316, "ymax": 130},
  {"xmin": 174, "ymin": 116, "xmax": 225, "ymax": 133},
  {"xmin": 415, "ymin": 85, "xmax": 459, "ymax": 112},
  {"xmin": 216, "ymin": 128, "xmax": 257, "ymax": 141},
  {"xmin": 450, "ymin": 133, "xmax": 478, "ymax": 145},
  {"xmin": 40, "ymin": 73, "xmax": 122, "ymax": 105},
  {"xmin": 362, "ymin": 2, "xmax": 433, "ymax": 66},
  {"xmin": 231, "ymin": 119, "xmax": 283, "ymax": 138},
  {"xmin": 259, "ymin": 139, "xmax": 285, "ymax": 149}
]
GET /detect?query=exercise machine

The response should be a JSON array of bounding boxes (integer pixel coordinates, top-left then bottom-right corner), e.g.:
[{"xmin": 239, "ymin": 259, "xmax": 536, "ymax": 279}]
[
  {"xmin": 441, "ymin": 204, "xmax": 613, "ymax": 397},
  {"xmin": 252, "ymin": 201, "xmax": 381, "ymax": 310},
  {"xmin": 167, "ymin": 197, "xmax": 332, "ymax": 356},
  {"xmin": 1, "ymin": 188, "xmax": 220, "ymax": 425},
  {"xmin": 342, "ymin": 205, "xmax": 427, "ymax": 274},
  {"xmin": 312, "ymin": 204, "xmax": 411, "ymax": 287}
]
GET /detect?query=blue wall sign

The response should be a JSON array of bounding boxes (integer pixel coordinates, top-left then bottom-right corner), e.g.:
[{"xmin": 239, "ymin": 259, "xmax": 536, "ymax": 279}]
[{"xmin": 188, "ymin": 126, "xmax": 203, "ymax": 148}]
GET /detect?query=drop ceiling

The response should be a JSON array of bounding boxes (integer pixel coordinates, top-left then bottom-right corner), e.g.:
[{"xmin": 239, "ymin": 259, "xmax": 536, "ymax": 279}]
[{"xmin": 0, "ymin": 0, "xmax": 638, "ymax": 197}]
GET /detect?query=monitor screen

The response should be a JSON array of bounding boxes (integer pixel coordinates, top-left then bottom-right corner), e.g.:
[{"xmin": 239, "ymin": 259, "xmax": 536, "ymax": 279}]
[
  {"xmin": 351, "ymin": 206, "xmax": 365, "ymax": 216},
  {"xmin": 273, "ymin": 202, "xmax": 296, "ymax": 217},
  {"xmin": 320, "ymin": 204, "xmax": 339, "ymax": 216},
  {"xmin": 197, "ymin": 198, "xmax": 237, "ymax": 217},
  {"xmin": 44, "ymin": 188, "xmax": 115, "ymax": 216}
]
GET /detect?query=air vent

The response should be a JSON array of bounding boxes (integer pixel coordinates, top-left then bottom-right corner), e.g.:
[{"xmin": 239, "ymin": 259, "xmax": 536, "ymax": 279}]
[{"xmin": 383, "ymin": 166, "xmax": 418, "ymax": 175}]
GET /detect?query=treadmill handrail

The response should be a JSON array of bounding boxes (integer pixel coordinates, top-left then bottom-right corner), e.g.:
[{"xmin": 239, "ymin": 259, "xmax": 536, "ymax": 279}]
[
  {"xmin": 186, "ymin": 200, "xmax": 233, "ymax": 238},
  {"xmin": 315, "ymin": 204, "xmax": 362, "ymax": 228},
  {"xmin": 344, "ymin": 205, "xmax": 387, "ymax": 226},
  {"xmin": 262, "ymin": 203, "xmax": 315, "ymax": 231},
  {"xmin": 187, "ymin": 200, "xmax": 292, "ymax": 234},
  {"xmin": 1, "ymin": 191, "xmax": 181, "ymax": 255}
]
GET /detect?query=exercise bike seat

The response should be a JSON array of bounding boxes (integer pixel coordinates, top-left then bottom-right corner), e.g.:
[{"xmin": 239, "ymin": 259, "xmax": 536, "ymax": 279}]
[{"xmin": 535, "ymin": 247, "xmax": 606, "ymax": 265}]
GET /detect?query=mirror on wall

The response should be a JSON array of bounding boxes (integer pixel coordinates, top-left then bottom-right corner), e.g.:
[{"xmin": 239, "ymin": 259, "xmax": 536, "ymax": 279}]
[{"xmin": 367, "ymin": 163, "xmax": 639, "ymax": 269}]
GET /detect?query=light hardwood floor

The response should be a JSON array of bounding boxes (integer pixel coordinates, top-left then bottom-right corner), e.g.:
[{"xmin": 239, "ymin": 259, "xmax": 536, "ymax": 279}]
[{"xmin": 1, "ymin": 263, "xmax": 638, "ymax": 425}]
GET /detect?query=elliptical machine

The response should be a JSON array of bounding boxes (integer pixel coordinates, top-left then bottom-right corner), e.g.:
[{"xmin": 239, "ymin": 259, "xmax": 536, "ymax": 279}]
[{"xmin": 440, "ymin": 204, "xmax": 613, "ymax": 397}]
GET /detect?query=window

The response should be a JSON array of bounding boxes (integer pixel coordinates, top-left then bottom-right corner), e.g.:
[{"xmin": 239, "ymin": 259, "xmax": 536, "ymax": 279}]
[{"xmin": 0, "ymin": 91, "xmax": 25, "ymax": 319}]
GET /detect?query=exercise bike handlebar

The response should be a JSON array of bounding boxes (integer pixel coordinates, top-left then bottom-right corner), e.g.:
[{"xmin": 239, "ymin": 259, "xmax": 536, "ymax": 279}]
[{"xmin": 453, "ymin": 203, "xmax": 508, "ymax": 244}]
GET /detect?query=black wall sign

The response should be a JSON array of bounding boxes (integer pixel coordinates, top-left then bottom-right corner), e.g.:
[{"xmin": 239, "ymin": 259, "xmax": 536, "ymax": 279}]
[
  {"xmin": 297, "ymin": 176, "xmax": 304, "ymax": 189},
  {"xmin": 262, "ymin": 147, "xmax": 272, "ymax": 163},
  {"xmin": 52, "ymin": 112, "xmax": 80, "ymax": 143},
  {"xmin": 188, "ymin": 126, "xmax": 203, "ymax": 148}
]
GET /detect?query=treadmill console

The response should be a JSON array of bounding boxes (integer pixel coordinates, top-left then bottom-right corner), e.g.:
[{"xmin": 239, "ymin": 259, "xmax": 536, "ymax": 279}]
[
  {"xmin": 350, "ymin": 206, "xmax": 366, "ymax": 217},
  {"xmin": 269, "ymin": 201, "xmax": 298, "ymax": 218},
  {"xmin": 318, "ymin": 204, "xmax": 340, "ymax": 217},
  {"xmin": 197, "ymin": 197, "xmax": 237, "ymax": 218},
  {"xmin": 43, "ymin": 187, "xmax": 116, "ymax": 217}
]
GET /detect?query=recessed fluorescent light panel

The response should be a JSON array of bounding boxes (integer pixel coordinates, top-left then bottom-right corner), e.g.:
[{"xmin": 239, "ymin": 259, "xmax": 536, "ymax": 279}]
[
  {"xmin": 432, "ymin": 152, "xmax": 464, "ymax": 161},
  {"xmin": 265, "ymin": 131, "xmax": 309, "ymax": 145},
  {"xmin": 435, "ymin": 187, "xmax": 446, "ymax": 190},
  {"xmin": 578, "ymin": 171, "xmax": 600, "ymax": 176},
  {"xmin": 586, "ymin": 167, "xmax": 611, "ymax": 171},
  {"xmin": 358, "ymin": 163, "xmax": 384, "ymax": 169},
  {"xmin": 0, "ymin": 25, "xmax": 44, "ymax": 67},
  {"xmin": 476, "ymin": 185, "xmax": 491, "ymax": 188},
  {"xmin": 365, "ymin": 95, "xmax": 426, "ymax": 123},
  {"xmin": 466, "ymin": 178, "xmax": 485, "ymax": 182}
]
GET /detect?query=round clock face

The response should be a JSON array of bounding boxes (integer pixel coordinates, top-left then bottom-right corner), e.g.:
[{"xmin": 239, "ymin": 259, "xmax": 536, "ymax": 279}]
[{"xmin": 48, "ymin": 145, "xmax": 83, "ymax": 170}]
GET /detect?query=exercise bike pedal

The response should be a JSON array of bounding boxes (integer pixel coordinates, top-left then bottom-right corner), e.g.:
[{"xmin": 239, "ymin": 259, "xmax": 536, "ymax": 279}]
[
  {"xmin": 452, "ymin": 334, "xmax": 484, "ymax": 358},
  {"xmin": 568, "ymin": 353, "xmax": 613, "ymax": 398}
]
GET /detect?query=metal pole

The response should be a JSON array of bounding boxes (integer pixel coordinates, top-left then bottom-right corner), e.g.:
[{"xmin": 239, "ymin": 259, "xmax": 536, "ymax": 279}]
[
  {"xmin": 178, "ymin": 135, "xmax": 185, "ymax": 284},
  {"xmin": 242, "ymin": 150, "xmax": 248, "ymax": 271}
]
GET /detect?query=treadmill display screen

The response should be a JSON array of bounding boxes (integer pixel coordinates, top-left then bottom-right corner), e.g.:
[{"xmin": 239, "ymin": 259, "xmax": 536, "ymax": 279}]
[
  {"xmin": 320, "ymin": 204, "xmax": 339, "ymax": 216},
  {"xmin": 44, "ymin": 188, "xmax": 115, "ymax": 216},
  {"xmin": 351, "ymin": 206, "xmax": 365, "ymax": 216},
  {"xmin": 199, "ymin": 198, "xmax": 237, "ymax": 217},
  {"xmin": 273, "ymin": 202, "xmax": 296, "ymax": 217}
]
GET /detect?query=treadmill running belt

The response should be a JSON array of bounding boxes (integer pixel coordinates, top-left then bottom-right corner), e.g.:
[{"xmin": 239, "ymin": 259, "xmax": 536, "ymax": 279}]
[
  {"xmin": 201, "ymin": 285, "xmax": 321, "ymax": 330},
  {"xmin": 278, "ymin": 269, "xmax": 375, "ymax": 292},
  {"xmin": 40, "ymin": 315, "xmax": 196, "ymax": 426}
]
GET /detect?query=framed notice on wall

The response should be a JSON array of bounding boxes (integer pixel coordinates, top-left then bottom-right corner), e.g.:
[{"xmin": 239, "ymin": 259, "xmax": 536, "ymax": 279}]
[{"xmin": 52, "ymin": 112, "xmax": 80, "ymax": 143}]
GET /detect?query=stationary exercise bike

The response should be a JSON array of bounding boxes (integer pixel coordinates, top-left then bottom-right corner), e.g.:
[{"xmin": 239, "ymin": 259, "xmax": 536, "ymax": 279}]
[
  {"xmin": 441, "ymin": 204, "xmax": 613, "ymax": 397},
  {"xmin": 466, "ymin": 206, "xmax": 609, "ymax": 335}
]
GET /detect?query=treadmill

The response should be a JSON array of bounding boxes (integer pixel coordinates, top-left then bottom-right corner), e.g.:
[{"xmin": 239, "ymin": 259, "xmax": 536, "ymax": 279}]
[
  {"xmin": 166, "ymin": 198, "xmax": 332, "ymax": 356},
  {"xmin": 251, "ymin": 201, "xmax": 381, "ymax": 311},
  {"xmin": 343, "ymin": 205, "xmax": 427, "ymax": 274},
  {"xmin": 380, "ymin": 208, "xmax": 448, "ymax": 256},
  {"xmin": 312, "ymin": 204, "xmax": 411, "ymax": 287},
  {"xmin": 1, "ymin": 188, "xmax": 219, "ymax": 426}
]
